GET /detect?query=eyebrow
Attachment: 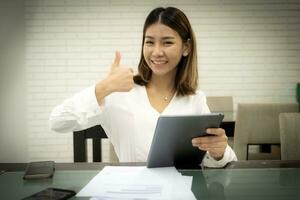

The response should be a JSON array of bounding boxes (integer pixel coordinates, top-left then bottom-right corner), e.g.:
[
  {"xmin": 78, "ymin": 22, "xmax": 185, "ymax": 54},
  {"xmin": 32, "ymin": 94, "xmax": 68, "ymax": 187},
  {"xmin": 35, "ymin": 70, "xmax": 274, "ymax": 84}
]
[{"xmin": 145, "ymin": 36, "xmax": 175, "ymax": 40}]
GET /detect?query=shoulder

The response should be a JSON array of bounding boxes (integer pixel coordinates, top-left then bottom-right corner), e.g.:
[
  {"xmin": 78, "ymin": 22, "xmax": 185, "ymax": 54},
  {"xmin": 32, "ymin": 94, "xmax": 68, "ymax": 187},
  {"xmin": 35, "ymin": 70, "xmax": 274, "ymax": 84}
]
[
  {"xmin": 194, "ymin": 90, "xmax": 210, "ymax": 113},
  {"xmin": 189, "ymin": 89, "xmax": 207, "ymax": 104},
  {"xmin": 175, "ymin": 89, "xmax": 207, "ymax": 101},
  {"xmin": 132, "ymin": 83, "xmax": 145, "ymax": 93},
  {"xmin": 186, "ymin": 89, "xmax": 210, "ymax": 114},
  {"xmin": 174, "ymin": 89, "xmax": 207, "ymax": 107},
  {"xmin": 194, "ymin": 89, "xmax": 207, "ymax": 99}
]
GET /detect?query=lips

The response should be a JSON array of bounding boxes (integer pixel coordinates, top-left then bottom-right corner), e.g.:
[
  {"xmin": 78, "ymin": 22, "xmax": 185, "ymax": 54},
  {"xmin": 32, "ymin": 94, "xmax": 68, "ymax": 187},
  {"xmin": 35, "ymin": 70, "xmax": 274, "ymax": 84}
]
[{"xmin": 151, "ymin": 60, "xmax": 168, "ymax": 65}]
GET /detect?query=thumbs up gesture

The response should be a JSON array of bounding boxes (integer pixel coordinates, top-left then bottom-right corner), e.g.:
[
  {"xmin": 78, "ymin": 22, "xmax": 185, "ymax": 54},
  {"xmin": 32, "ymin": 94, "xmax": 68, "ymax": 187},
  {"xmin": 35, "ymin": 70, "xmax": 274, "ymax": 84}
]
[
  {"xmin": 95, "ymin": 51, "xmax": 134, "ymax": 105},
  {"xmin": 106, "ymin": 51, "xmax": 134, "ymax": 92}
]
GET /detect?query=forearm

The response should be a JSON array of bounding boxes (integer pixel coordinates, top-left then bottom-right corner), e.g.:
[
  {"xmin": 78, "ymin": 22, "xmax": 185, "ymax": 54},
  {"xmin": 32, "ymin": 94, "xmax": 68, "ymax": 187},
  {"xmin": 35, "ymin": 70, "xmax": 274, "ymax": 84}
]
[
  {"xmin": 95, "ymin": 78, "xmax": 113, "ymax": 106},
  {"xmin": 49, "ymin": 85, "xmax": 103, "ymax": 133}
]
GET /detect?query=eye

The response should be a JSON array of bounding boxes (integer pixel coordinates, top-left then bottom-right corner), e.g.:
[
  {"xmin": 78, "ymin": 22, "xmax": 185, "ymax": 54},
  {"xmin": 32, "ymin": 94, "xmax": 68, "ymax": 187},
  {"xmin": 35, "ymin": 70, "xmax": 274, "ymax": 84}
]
[
  {"xmin": 164, "ymin": 41, "xmax": 174, "ymax": 46},
  {"xmin": 144, "ymin": 40, "xmax": 154, "ymax": 46}
]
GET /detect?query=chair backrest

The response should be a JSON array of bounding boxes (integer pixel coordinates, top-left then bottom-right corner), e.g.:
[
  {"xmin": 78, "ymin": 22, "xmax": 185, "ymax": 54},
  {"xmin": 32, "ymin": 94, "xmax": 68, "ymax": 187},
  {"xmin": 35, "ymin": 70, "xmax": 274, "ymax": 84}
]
[
  {"xmin": 279, "ymin": 113, "xmax": 300, "ymax": 160},
  {"xmin": 206, "ymin": 96, "xmax": 234, "ymax": 123},
  {"xmin": 73, "ymin": 125, "xmax": 118, "ymax": 162},
  {"xmin": 233, "ymin": 103, "xmax": 298, "ymax": 160},
  {"xmin": 206, "ymin": 96, "xmax": 233, "ymax": 112}
]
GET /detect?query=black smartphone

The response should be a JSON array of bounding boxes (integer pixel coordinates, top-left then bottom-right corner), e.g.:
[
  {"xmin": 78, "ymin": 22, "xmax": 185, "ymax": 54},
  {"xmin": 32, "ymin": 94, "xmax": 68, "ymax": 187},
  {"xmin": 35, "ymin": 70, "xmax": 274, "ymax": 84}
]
[
  {"xmin": 22, "ymin": 187, "xmax": 76, "ymax": 200},
  {"xmin": 23, "ymin": 161, "xmax": 55, "ymax": 180}
]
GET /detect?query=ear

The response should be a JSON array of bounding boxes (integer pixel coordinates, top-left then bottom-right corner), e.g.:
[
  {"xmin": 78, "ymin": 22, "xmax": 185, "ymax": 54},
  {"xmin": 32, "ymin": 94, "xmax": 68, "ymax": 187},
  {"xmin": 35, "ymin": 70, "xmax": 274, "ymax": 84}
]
[{"xmin": 182, "ymin": 39, "xmax": 191, "ymax": 57}]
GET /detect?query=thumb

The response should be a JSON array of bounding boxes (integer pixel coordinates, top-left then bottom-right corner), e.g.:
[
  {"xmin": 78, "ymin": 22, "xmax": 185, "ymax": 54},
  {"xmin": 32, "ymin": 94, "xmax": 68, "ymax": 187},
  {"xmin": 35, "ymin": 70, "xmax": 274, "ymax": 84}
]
[{"xmin": 111, "ymin": 51, "xmax": 121, "ymax": 69}]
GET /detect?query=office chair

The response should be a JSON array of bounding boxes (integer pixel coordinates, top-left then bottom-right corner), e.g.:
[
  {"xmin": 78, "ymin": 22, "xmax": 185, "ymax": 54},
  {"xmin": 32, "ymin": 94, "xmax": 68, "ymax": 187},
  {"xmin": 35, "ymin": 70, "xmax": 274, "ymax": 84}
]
[
  {"xmin": 234, "ymin": 103, "xmax": 298, "ymax": 160},
  {"xmin": 279, "ymin": 113, "xmax": 300, "ymax": 160}
]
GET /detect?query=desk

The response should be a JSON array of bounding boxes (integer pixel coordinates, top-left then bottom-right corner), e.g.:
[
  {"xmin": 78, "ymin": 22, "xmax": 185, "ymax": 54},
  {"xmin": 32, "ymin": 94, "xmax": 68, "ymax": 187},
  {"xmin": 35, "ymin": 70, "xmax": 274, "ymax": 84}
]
[{"xmin": 1, "ymin": 161, "xmax": 300, "ymax": 200}]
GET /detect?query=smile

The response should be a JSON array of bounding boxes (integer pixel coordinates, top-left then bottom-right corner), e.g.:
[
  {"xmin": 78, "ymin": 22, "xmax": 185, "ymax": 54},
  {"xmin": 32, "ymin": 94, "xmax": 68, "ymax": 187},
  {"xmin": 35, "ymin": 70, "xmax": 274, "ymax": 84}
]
[{"xmin": 151, "ymin": 60, "xmax": 168, "ymax": 65}]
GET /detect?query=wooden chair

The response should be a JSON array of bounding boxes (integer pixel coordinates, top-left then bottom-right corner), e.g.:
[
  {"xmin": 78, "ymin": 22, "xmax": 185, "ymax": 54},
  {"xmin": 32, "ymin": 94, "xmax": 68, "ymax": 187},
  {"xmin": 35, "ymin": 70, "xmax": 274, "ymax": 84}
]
[
  {"xmin": 206, "ymin": 96, "xmax": 233, "ymax": 114},
  {"xmin": 73, "ymin": 125, "xmax": 109, "ymax": 162},
  {"xmin": 279, "ymin": 113, "xmax": 300, "ymax": 160},
  {"xmin": 233, "ymin": 103, "xmax": 298, "ymax": 160}
]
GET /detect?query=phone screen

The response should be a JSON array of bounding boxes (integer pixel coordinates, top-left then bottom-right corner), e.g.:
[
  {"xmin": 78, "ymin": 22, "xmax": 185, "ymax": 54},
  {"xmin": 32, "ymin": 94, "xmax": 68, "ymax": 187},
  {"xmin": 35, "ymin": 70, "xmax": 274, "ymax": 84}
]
[{"xmin": 22, "ymin": 188, "xmax": 76, "ymax": 200}]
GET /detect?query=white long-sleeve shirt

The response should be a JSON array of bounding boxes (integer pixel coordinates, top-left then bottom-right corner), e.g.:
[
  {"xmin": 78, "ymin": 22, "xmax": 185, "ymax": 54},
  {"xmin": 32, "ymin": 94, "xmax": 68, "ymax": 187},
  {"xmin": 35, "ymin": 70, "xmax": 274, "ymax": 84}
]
[{"xmin": 49, "ymin": 84, "xmax": 237, "ymax": 167}]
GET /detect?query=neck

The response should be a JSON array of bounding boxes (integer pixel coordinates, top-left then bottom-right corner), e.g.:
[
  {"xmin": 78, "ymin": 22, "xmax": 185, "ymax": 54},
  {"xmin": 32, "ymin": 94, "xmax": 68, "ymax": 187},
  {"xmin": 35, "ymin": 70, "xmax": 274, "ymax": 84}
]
[
  {"xmin": 146, "ymin": 73, "xmax": 176, "ymax": 103},
  {"xmin": 148, "ymin": 74, "xmax": 175, "ymax": 93}
]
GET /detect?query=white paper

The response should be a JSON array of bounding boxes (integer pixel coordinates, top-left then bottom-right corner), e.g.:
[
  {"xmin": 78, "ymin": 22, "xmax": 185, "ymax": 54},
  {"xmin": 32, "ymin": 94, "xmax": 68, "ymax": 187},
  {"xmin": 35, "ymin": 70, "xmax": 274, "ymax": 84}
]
[{"xmin": 77, "ymin": 166, "xmax": 196, "ymax": 200}]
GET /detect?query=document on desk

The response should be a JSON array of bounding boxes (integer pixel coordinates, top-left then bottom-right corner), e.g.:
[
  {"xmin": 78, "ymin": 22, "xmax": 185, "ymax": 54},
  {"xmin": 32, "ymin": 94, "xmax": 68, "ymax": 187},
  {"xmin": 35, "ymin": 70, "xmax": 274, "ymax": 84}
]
[{"xmin": 77, "ymin": 166, "xmax": 196, "ymax": 200}]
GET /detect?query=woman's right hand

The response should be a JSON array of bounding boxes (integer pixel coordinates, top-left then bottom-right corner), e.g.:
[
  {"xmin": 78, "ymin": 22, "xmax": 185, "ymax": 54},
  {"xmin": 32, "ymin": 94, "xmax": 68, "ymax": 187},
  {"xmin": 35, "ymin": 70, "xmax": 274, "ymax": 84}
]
[{"xmin": 95, "ymin": 51, "xmax": 134, "ymax": 105}]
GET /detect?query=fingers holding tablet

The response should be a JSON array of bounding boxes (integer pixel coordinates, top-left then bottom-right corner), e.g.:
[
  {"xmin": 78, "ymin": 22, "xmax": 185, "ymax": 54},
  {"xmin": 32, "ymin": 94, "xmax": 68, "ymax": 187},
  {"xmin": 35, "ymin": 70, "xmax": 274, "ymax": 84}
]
[{"xmin": 192, "ymin": 128, "xmax": 228, "ymax": 160}]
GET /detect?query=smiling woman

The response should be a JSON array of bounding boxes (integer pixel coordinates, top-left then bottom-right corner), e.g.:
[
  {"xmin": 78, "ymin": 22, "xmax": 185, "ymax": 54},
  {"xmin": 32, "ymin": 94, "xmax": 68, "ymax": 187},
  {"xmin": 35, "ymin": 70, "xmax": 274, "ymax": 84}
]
[
  {"xmin": 49, "ymin": 7, "xmax": 237, "ymax": 168},
  {"xmin": 134, "ymin": 7, "xmax": 197, "ymax": 97}
]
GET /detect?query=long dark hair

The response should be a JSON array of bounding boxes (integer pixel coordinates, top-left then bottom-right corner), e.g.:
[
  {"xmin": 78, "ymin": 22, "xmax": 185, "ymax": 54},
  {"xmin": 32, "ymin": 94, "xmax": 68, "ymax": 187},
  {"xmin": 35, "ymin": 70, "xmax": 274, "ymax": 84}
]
[{"xmin": 133, "ymin": 7, "xmax": 198, "ymax": 96}]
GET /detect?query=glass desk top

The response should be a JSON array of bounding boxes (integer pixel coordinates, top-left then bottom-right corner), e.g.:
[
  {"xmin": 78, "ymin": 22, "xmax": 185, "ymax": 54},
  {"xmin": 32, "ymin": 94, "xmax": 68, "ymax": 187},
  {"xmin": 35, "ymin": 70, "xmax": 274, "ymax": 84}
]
[{"xmin": 1, "ymin": 162, "xmax": 300, "ymax": 200}]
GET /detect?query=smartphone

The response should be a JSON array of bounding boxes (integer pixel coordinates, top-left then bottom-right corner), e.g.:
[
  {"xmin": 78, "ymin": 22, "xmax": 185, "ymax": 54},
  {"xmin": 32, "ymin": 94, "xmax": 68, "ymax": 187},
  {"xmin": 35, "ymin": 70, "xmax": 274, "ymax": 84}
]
[
  {"xmin": 23, "ymin": 161, "xmax": 55, "ymax": 180},
  {"xmin": 22, "ymin": 187, "xmax": 76, "ymax": 200}
]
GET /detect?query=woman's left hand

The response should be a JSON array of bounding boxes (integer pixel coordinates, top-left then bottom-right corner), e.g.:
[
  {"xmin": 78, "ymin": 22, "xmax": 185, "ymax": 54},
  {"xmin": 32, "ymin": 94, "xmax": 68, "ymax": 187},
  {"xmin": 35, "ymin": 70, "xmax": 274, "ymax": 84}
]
[{"xmin": 191, "ymin": 128, "xmax": 228, "ymax": 160}]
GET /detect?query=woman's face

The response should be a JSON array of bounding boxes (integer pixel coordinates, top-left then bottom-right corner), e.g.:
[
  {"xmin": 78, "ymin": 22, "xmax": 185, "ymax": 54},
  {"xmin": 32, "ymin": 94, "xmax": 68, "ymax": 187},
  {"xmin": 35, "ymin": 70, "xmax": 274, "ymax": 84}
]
[{"xmin": 143, "ymin": 23, "xmax": 189, "ymax": 78}]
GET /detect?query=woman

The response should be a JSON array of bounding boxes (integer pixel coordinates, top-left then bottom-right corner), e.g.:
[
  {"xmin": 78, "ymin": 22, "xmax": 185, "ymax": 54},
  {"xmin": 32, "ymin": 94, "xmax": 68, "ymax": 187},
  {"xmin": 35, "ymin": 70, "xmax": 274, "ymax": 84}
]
[{"xmin": 50, "ymin": 7, "xmax": 237, "ymax": 167}]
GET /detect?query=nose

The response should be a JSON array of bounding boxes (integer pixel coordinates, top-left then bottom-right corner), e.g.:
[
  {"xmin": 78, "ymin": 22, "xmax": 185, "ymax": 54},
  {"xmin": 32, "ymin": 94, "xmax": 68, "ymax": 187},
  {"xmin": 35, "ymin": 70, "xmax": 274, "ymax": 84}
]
[{"xmin": 152, "ymin": 44, "xmax": 164, "ymax": 57}]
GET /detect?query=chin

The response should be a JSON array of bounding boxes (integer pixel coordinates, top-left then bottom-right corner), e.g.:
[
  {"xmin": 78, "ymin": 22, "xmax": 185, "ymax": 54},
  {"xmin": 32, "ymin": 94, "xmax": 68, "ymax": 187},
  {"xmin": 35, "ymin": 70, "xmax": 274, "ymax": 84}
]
[
  {"xmin": 151, "ymin": 68, "xmax": 167, "ymax": 75},
  {"xmin": 153, "ymin": 71, "xmax": 173, "ymax": 77}
]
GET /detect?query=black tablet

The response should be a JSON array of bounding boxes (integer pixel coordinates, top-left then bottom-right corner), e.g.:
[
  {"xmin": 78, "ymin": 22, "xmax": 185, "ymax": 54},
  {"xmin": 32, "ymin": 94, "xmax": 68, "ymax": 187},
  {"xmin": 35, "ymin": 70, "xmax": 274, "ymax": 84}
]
[{"xmin": 147, "ymin": 113, "xmax": 224, "ymax": 169}]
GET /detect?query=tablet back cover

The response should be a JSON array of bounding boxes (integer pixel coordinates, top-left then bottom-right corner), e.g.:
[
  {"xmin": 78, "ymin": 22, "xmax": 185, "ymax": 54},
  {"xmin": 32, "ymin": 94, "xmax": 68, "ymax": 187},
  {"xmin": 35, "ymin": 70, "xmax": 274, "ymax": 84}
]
[{"xmin": 147, "ymin": 114, "xmax": 224, "ymax": 169}]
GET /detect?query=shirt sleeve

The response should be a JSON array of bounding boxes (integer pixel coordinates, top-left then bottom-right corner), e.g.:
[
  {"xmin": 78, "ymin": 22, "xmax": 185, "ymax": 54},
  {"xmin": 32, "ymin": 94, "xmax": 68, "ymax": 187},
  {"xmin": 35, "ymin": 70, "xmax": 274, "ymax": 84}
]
[
  {"xmin": 202, "ymin": 145, "xmax": 237, "ymax": 168},
  {"xmin": 49, "ymin": 84, "xmax": 106, "ymax": 133}
]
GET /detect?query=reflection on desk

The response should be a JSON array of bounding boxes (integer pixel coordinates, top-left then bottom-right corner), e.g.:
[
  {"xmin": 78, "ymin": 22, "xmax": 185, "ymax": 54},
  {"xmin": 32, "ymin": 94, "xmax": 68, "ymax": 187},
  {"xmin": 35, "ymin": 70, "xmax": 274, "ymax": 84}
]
[
  {"xmin": 183, "ymin": 167, "xmax": 300, "ymax": 200},
  {"xmin": 0, "ymin": 161, "xmax": 300, "ymax": 200}
]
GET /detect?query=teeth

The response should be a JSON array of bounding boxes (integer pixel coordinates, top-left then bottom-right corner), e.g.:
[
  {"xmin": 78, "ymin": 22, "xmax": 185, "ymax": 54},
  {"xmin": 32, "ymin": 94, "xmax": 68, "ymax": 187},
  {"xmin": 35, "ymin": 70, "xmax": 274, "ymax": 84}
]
[{"xmin": 152, "ymin": 60, "xmax": 167, "ymax": 64}]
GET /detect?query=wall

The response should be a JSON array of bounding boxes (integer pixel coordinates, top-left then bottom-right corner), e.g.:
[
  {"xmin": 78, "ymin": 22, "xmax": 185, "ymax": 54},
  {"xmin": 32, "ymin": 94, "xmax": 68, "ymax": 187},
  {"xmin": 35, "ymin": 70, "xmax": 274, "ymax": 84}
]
[
  {"xmin": 0, "ymin": 0, "xmax": 27, "ymax": 162},
  {"xmin": 1, "ymin": 0, "xmax": 300, "ymax": 162}
]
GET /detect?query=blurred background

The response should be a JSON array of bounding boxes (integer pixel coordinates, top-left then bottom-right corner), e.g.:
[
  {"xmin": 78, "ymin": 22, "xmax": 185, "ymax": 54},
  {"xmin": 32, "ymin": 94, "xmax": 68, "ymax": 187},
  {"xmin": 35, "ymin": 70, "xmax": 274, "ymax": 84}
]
[{"xmin": 0, "ymin": 0, "xmax": 299, "ymax": 163}]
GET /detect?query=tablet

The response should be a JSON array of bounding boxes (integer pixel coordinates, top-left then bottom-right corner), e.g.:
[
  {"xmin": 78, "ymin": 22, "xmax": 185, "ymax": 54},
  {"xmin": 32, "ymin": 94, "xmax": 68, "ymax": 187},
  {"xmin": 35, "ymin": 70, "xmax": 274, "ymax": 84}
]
[{"xmin": 147, "ymin": 113, "xmax": 224, "ymax": 169}]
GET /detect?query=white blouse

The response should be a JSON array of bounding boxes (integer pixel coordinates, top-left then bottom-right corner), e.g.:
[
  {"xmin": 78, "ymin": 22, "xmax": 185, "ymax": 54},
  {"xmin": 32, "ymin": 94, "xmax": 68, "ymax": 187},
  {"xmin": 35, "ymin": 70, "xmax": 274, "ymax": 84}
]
[{"xmin": 49, "ymin": 84, "xmax": 237, "ymax": 167}]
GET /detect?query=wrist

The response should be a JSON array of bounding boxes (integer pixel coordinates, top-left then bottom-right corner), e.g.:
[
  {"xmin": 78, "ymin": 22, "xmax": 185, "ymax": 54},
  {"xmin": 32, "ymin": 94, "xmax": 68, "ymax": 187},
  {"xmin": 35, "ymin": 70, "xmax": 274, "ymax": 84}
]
[
  {"xmin": 95, "ymin": 79, "xmax": 113, "ymax": 105},
  {"xmin": 102, "ymin": 78, "xmax": 114, "ymax": 94},
  {"xmin": 212, "ymin": 154, "xmax": 224, "ymax": 161}
]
